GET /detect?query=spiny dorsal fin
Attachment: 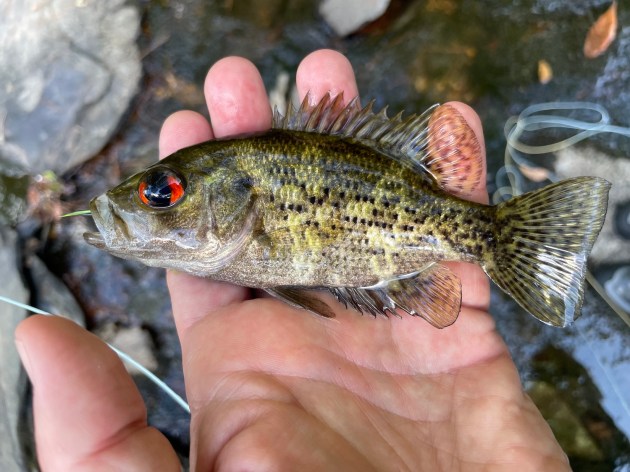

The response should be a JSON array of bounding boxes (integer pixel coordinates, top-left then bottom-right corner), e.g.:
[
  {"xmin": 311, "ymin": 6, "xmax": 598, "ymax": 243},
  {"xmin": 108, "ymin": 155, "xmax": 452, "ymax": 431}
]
[{"xmin": 273, "ymin": 94, "xmax": 483, "ymax": 196}]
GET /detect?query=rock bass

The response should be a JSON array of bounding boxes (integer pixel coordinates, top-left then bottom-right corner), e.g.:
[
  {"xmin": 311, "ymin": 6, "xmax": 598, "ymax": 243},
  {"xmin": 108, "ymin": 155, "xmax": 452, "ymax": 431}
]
[{"xmin": 85, "ymin": 95, "xmax": 610, "ymax": 328}]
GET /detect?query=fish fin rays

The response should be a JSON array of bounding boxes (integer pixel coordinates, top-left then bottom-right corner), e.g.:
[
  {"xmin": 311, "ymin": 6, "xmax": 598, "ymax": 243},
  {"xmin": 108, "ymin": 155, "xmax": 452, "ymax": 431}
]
[
  {"xmin": 266, "ymin": 287, "xmax": 336, "ymax": 318},
  {"xmin": 273, "ymin": 94, "xmax": 483, "ymax": 196},
  {"xmin": 487, "ymin": 177, "xmax": 610, "ymax": 327},
  {"xmin": 331, "ymin": 264, "xmax": 462, "ymax": 328}
]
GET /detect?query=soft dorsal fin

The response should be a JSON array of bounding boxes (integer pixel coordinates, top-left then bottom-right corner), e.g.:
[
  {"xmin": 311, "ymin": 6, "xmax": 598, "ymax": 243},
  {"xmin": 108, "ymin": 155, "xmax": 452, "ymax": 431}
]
[{"xmin": 273, "ymin": 94, "xmax": 483, "ymax": 196}]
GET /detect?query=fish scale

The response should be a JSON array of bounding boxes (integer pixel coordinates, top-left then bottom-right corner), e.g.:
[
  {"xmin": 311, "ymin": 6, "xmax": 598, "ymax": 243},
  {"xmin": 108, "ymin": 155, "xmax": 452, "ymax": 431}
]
[{"xmin": 85, "ymin": 94, "xmax": 610, "ymax": 328}]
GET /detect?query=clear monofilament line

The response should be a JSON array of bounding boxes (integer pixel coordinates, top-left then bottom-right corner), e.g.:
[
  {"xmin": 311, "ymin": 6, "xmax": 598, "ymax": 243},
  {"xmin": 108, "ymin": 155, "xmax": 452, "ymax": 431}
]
[
  {"xmin": 62, "ymin": 210, "xmax": 92, "ymax": 218},
  {"xmin": 0, "ymin": 295, "xmax": 190, "ymax": 414}
]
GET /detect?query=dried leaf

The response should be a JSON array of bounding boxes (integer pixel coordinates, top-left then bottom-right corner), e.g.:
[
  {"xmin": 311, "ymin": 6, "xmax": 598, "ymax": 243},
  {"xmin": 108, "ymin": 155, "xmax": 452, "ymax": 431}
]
[
  {"xmin": 584, "ymin": 1, "xmax": 618, "ymax": 59},
  {"xmin": 537, "ymin": 59, "xmax": 553, "ymax": 84},
  {"xmin": 519, "ymin": 164, "xmax": 551, "ymax": 183}
]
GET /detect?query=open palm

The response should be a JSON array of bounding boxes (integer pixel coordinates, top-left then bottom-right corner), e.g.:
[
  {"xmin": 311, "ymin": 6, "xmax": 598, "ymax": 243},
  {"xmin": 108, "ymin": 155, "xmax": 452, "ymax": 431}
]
[{"xmin": 16, "ymin": 50, "xmax": 569, "ymax": 471}]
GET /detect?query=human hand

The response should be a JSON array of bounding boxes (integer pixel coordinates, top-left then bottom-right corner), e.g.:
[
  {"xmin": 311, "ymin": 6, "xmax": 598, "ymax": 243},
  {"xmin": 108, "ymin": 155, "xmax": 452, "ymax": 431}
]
[{"xmin": 16, "ymin": 49, "xmax": 570, "ymax": 471}]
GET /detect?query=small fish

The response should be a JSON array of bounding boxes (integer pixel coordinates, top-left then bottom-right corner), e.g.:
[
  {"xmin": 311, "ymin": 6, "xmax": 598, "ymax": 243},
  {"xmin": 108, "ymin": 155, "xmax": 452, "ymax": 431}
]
[{"xmin": 84, "ymin": 95, "xmax": 611, "ymax": 328}]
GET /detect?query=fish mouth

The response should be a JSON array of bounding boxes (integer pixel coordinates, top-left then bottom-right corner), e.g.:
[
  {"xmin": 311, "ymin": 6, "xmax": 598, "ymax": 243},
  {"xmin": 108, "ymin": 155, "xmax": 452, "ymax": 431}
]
[
  {"xmin": 83, "ymin": 194, "xmax": 119, "ymax": 250},
  {"xmin": 83, "ymin": 231, "xmax": 105, "ymax": 248}
]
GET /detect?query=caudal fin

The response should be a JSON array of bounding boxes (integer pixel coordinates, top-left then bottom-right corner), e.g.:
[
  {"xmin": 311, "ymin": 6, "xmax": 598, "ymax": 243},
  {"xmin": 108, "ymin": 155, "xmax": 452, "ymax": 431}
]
[{"xmin": 486, "ymin": 177, "xmax": 610, "ymax": 327}]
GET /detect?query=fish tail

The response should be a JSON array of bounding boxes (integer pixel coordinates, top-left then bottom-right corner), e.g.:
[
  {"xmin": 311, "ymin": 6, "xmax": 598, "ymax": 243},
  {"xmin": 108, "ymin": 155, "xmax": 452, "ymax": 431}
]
[{"xmin": 485, "ymin": 177, "xmax": 610, "ymax": 327}]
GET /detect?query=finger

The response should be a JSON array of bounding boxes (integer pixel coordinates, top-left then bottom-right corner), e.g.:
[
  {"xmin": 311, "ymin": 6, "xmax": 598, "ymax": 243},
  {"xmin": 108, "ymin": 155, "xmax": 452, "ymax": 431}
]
[
  {"xmin": 296, "ymin": 49, "xmax": 359, "ymax": 103},
  {"xmin": 204, "ymin": 56, "xmax": 272, "ymax": 138},
  {"xmin": 15, "ymin": 315, "xmax": 179, "ymax": 471},
  {"xmin": 159, "ymin": 110, "xmax": 213, "ymax": 158}
]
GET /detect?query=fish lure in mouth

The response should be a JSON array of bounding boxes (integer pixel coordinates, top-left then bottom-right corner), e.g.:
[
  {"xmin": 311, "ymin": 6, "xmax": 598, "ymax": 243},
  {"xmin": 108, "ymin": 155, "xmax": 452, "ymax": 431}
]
[{"xmin": 82, "ymin": 94, "xmax": 611, "ymax": 328}]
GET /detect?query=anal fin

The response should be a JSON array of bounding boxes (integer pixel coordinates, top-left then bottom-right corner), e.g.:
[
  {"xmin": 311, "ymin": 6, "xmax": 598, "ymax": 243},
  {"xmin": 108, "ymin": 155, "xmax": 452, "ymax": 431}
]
[
  {"xmin": 332, "ymin": 264, "xmax": 462, "ymax": 328},
  {"xmin": 266, "ymin": 287, "xmax": 336, "ymax": 318}
]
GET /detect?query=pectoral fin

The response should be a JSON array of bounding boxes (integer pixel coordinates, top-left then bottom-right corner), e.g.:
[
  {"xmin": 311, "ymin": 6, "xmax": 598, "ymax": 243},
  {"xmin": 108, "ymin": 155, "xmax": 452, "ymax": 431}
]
[
  {"xmin": 331, "ymin": 263, "xmax": 462, "ymax": 328},
  {"xmin": 266, "ymin": 287, "xmax": 336, "ymax": 318}
]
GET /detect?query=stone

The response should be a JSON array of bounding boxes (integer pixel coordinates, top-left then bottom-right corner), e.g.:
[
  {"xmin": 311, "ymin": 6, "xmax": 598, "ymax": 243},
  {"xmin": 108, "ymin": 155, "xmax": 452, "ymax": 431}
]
[
  {"xmin": 0, "ymin": 0, "xmax": 141, "ymax": 174},
  {"xmin": 0, "ymin": 229, "xmax": 30, "ymax": 471},
  {"xmin": 554, "ymin": 147, "xmax": 630, "ymax": 264},
  {"xmin": 319, "ymin": 0, "xmax": 390, "ymax": 36}
]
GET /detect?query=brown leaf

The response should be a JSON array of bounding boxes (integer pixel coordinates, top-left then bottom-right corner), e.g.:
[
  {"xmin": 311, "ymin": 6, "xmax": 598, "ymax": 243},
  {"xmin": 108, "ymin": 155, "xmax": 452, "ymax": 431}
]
[{"xmin": 584, "ymin": 1, "xmax": 618, "ymax": 58}]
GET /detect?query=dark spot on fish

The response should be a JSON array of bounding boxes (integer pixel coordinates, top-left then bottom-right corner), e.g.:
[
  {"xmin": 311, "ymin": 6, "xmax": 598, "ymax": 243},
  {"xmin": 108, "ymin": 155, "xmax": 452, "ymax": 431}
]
[
  {"xmin": 368, "ymin": 221, "xmax": 373, "ymax": 227},
  {"xmin": 313, "ymin": 221, "xmax": 320, "ymax": 228},
  {"xmin": 355, "ymin": 195, "xmax": 361, "ymax": 202},
  {"xmin": 369, "ymin": 197, "xmax": 375, "ymax": 204},
  {"xmin": 309, "ymin": 196, "xmax": 316, "ymax": 204},
  {"xmin": 381, "ymin": 222, "xmax": 388, "ymax": 228},
  {"xmin": 402, "ymin": 224, "xmax": 409, "ymax": 231},
  {"xmin": 280, "ymin": 203, "xmax": 286, "ymax": 211},
  {"xmin": 352, "ymin": 216, "xmax": 358, "ymax": 223},
  {"xmin": 288, "ymin": 204, "xmax": 294, "ymax": 211},
  {"xmin": 332, "ymin": 201, "xmax": 340, "ymax": 209},
  {"xmin": 324, "ymin": 187, "xmax": 330, "ymax": 196},
  {"xmin": 362, "ymin": 196, "xmax": 369, "ymax": 202},
  {"xmin": 344, "ymin": 216, "xmax": 350, "ymax": 222},
  {"xmin": 464, "ymin": 218, "xmax": 473, "ymax": 225},
  {"xmin": 393, "ymin": 213, "xmax": 399, "ymax": 220},
  {"xmin": 283, "ymin": 215, "xmax": 288, "ymax": 221},
  {"xmin": 300, "ymin": 183, "xmax": 306, "ymax": 190},
  {"xmin": 296, "ymin": 204, "xmax": 303, "ymax": 213},
  {"xmin": 360, "ymin": 218, "xmax": 366, "ymax": 225},
  {"xmin": 270, "ymin": 194, "xmax": 275, "ymax": 202},
  {"xmin": 383, "ymin": 201, "xmax": 390, "ymax": 208},
  {"xmin": 331, "ymin": 224, "xmax": 337, "ymax": 230},
  {"xmin": 339, "ymin": 191, "xmax": 346, "ymax": 198},
  {"xmin": 372, "ymin": 208, "xmax": 378, "ymax": 217},
  {"xmin": 305, "ymin": 220, "xmax": 311, "ymax": 226}
]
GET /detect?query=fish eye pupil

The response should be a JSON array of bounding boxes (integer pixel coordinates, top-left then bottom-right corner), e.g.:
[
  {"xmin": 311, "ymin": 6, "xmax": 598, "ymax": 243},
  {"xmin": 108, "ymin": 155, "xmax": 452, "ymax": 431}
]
[{"xmin": 138, "ymin": 169, "xmax": 186, "ymax": 208}]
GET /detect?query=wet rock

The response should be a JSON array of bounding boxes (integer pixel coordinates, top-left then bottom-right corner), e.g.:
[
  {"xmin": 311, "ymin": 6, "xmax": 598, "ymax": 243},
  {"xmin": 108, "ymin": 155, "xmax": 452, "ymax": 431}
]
[
  {"xmin": 25, "ymin": 255, "xmax": 85, "ymax": 326},
  {"xmin": 319, "ymin": 0, "xmax": 390, "ymax": 36},
  {"xmin": 0, "ymin": 0, "xmax": 141, "ymax": 174},
  {"xmin": 0, "ymin": 229, "xmax": 30, "ymax": 471},
  {"xmin": 554, "ymin": 147, "xmax": 630, "ymax": 264},
  {"xmin": 529, "ymin": 345, "xmax": 630, "ymax": 469},
  {"xmin": 96, "ymin": 324, "xmax": 159, "ymax": 375}
]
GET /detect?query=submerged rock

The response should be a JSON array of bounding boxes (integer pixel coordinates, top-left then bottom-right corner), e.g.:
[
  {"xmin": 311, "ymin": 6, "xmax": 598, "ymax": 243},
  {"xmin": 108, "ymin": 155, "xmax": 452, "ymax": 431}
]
[{"xmin": 0, "ymin": 0, "xmax": 141, "ymax": 174}]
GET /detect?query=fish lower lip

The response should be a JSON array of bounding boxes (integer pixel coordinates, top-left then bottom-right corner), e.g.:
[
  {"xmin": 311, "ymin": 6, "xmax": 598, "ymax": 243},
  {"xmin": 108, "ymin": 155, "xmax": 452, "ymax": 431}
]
[{"xmin": 84, "ymin": 231, "xmax": 105, "ymax": 248}]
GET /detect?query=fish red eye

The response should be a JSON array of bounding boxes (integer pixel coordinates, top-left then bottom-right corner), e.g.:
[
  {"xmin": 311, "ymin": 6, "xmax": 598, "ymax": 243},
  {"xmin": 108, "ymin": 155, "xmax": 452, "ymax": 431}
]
[{"xmin": 138, "ymin": 168, "xmax": 186, "ymax": 208}]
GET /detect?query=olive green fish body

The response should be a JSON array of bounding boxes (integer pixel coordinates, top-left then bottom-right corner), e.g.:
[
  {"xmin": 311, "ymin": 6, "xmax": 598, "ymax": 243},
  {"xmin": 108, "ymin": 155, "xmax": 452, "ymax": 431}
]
[
  {"xmin": 86, "ymin": 94, "xmax": 610, "ymax": 328},
  {"xmin": 194, "ymin": 130, "xmax": 493, "ymax": 289}
]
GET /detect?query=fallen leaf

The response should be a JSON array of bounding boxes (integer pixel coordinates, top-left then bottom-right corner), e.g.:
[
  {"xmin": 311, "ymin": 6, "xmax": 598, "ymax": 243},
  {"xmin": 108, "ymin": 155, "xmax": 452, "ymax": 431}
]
[
  {"xmin": 537, "ymin": 59, "xmax": 553, "ymax": 84},
  {"xmin": 584, "ymin": 1, "xmax": 618, "ymax": 58},
  {"xmin": 519, "ymin": 164, "xmax": 551, "ymax": 182}
]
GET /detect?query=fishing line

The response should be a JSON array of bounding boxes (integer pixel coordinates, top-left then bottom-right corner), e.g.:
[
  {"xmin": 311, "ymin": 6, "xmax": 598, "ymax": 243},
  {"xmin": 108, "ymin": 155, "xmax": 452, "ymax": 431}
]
[
  {"xmin": 498, "ymin": 101, "xmax": 630, "ymax": 328},
  {"xmin": 0, "ymin": 295, "xmax": 191, "ymax": 415},
  {"xmin": 498, "ymin": 102, "xmax": 630, "ymax": 426}
]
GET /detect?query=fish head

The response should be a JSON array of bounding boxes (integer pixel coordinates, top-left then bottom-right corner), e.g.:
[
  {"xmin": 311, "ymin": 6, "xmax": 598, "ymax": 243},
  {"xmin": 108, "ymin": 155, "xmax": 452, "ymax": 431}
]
[{"xmin": 84, "ymin": 158, "xmax": 257, "ymax": 276}]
